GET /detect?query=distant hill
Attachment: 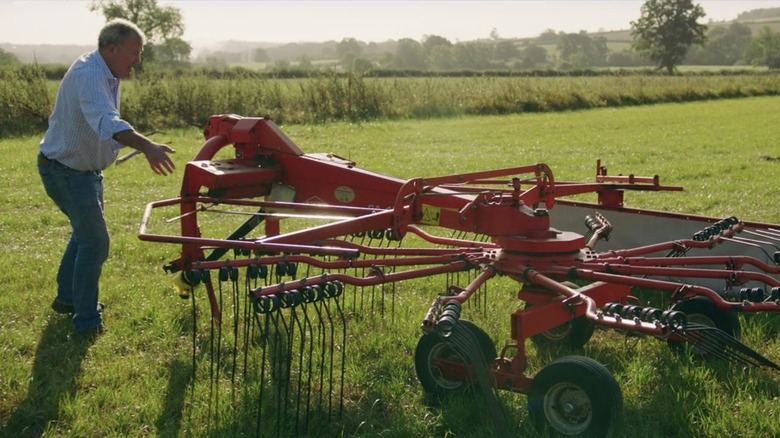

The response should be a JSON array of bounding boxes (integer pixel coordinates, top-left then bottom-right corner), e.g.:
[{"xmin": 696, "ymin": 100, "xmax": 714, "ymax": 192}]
[
  {"xmin": 4, "ymin": 7, "xmax": 780, "ymax": 66},
  {"xmin": 1, "ymin": 43, "xmax": 92, "ymax": 64}
]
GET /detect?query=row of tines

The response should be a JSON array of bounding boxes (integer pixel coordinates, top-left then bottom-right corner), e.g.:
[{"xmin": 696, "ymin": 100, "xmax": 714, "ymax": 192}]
[
  {"xmin": 601, "ymin": 302, "xmax": 687, "ymax": 329},
  {"xmin": 253, "ymin": 281, "xmax": 345, "ymax": 314}
]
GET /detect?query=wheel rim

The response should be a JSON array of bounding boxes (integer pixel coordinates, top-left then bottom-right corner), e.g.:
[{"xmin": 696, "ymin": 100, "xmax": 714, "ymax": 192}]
[
  {"xmin": 427, "ymin": 343, "xmax": 464, "ymax": 390},
  {"xmin": 540, "ymin": 322, "xmax": 573, "ymax": 341},
  {"xmin": 687, "ymin": 313, "xmax": 716, "ymax": 327},
  {"xmin": 543, "ymin": 381, "xmax": 592, "ymax": 435}
]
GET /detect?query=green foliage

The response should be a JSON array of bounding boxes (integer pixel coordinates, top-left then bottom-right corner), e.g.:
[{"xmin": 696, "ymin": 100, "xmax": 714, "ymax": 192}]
[
  {"xmin": 631, "ymin": 0, "xmax": 708, "ymax": 73},
  {"xmin": 387, "ymin": 38, "xmax": 428, "ymax": 70},
  {"xmin": 70, "ymin": 71, "xmax": 780, "ymax": 134},
  {"xmin": 686, "ymin": 22, "xmax": 753, "ymax": 66},
  {"xmin": 0, "ymin": 64, "xmax": 50, "ymax": 136},
  {"xmin": 0, "ymin": 48, "xmax": 20, "ymax": 66},
  {"xmin": 745, "ymin": 27, "xmax": 780, "ymax": 68},
  {"xmin": 90, "ymin": 0, "xmax": 192, "ymax": 68},
  {"xmin": 557, "ymin": 31, "xmax": 609, "ymax": 69},
  {"xmin": 5, "ymin": 68, "xmax": 780, "ymax": 137}
]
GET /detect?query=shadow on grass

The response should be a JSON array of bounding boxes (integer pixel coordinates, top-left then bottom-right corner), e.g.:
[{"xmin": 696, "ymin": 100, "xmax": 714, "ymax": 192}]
[
  {"xmin": 154, "ymin": 356, "xmax": 193, "ymax": 438},
  {"xmin": 2, "ymin": 316, "xmax": 94, "ymax": 437}
]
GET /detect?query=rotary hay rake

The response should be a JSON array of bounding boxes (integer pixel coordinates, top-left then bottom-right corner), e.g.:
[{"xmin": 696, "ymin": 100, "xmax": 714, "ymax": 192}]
[{"xmin": 138, "ymin": 114, "xmax": 780, "ymax": 437}]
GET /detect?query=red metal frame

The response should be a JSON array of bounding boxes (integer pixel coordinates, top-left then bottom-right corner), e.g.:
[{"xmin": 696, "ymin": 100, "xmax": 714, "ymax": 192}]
[{"xmin": 138, "ymin": 114, "xmax": 780, "ymax": 393}]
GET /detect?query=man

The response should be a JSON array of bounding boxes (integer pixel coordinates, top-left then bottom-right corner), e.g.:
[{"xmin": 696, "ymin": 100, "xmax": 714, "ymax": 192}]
[{"xmin": 38, "ymin": 18, "xmax": 175, "ymax": 336}]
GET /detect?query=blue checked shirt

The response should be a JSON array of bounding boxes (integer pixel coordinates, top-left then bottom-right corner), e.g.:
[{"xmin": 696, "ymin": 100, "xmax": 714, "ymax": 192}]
[{"xmin": 39, "ymin": 50, "xmax": 134, "ymax": 171}]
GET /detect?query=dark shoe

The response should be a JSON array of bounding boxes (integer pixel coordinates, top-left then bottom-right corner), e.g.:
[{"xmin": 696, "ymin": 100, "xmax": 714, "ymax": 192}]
[
  {"xmin": 51, "ymin": 300, "xmax": 105, "ymax": 315},
  {"xmin": 51, "ymin": 299, "xmax": 74, "ymax": 314},
  {"xmin": 75, "ymin": 323, "xmax": 106, "ymax": 339}
]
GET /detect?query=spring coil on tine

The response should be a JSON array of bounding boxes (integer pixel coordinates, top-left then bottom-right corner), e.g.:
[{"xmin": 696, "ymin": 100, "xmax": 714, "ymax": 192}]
[
  {"xmin": 217, "ymin": 266, "xmax": 239, "ymax": 282},
  {"xmin": 773, "ymin": 287, "xmax": 780, "ymax": 301},
  {"xmin": 252, "ymin": 281, "xmax": 345, "ymax": 314},
  {"xmin": 692, "ymin": 216, "xmax": 740, "ymax": 241},
  {"xmin": 739, "ymin": 287, "xmax": 768, "ymax": 303},
  {"xmin": 245, "ymin": 264, "xmax": 268, "ymax": 280},
  {"xmin": 435, "ymin": 301, "xmax": 462, "ymax": 335},
  {"xmin": 639, "ymin": 306, "xmax": 663, "ymax": 322},
  {"xmin": 254, "ymin": 294, "xmax": 280, "ymax": 314},
  {"xmin": 619, "ymin": 305, "xmax": 642, "ymax": 319},
  {"xmin": 659, "ymin": 309, "xmax": 687, "ymax": 331},
  {"xmin": 584, "ymin": 215, "xmax": 603, "ymax": 233},
  {"xmin": 602, "ymin": 303, "xmax": 623, "ymax": 316},
  {"xmin": 602, "ymin": 303, "xmax": 669, "ymax": 324}
]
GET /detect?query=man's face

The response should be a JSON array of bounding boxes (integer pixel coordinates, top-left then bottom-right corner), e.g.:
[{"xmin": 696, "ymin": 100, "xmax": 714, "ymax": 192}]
[{"xmin": 104, "ymin": 34, "xmax": 143, "ymax": 79}]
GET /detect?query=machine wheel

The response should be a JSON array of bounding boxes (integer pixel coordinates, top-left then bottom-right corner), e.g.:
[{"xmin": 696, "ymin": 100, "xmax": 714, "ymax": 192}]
[
  {"xmin": 529, "ymin": 310, "xmax": 596, "ymax": 349},
  {"xmin": 414, "ymin": 320, "xmax": 496, "ymax": 397},
  {"xmin": 666, "ymin": 296, "xmax": 741, "ymax": 355},
  {"xmin": 524, "ymin": 282, "xmax": 596, "ymax": 349},
  {"xmin": 527, "ymin": 355, "xmax": 623, "ymax": 438}
]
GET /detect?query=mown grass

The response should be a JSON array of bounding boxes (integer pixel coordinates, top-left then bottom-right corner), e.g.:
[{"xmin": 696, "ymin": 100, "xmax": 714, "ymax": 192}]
[{"xmin": 1, "ymin": 96, "xmax": 779, "ymax": 437}]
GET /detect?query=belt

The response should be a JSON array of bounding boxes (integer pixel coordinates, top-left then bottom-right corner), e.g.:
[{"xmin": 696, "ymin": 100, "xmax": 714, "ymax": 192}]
[
  {"xmin": 38, "ymin": 152, "xmax": 101, "ymax": 174},
  {"xmin": 38, "ymin": 152, "xmax": 68, "ymax": 169},
  {"xmin": 38, "ymin": 151, "xmax": 53, "ymax": 164}
]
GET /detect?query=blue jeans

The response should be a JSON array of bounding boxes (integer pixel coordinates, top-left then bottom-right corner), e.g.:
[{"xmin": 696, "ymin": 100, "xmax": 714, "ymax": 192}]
[{"xmin": 38, "ymin": 152, "xmax": 107, "ymax": 332}]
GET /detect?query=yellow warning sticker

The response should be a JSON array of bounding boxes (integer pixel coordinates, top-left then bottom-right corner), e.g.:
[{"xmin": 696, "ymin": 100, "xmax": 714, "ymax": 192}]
[{"xmin": 421, "ymin": 205, "xmax": 441, "ymax": 225}]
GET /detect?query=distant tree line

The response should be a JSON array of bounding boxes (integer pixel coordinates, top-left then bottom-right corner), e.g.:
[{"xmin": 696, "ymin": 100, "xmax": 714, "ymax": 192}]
[{"xmin": 2, "ymin": 0, "xmax": 780, "ymax": 73}]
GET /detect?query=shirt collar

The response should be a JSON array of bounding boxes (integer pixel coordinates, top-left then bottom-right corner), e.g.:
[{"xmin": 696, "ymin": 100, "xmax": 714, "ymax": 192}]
[{"xmin": 87, "ymin": 49, "xmax": 119, "ymax": 82}]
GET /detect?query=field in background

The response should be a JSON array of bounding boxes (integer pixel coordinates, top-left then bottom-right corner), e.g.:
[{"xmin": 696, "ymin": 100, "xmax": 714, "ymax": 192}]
[
  {"xmin": 1, "ymin": 96, "xmax": 779, "ymax": 437},
  {"xmin": 3, "ymin": 68, "xmax": 780, "ymax": 138}
]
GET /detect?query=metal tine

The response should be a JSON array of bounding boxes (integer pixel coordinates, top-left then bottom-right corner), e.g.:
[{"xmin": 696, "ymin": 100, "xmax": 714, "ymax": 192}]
[
  {"xmin": 720, "ymin": 236, "xmax": 777, "ymax": 261},
  {"xmin": 436, "ymin": 316, "xmax": 511, "ymax": 436},
  {"xmin": 743, "ymin": 229, "xmax": 780, "ymax": 248},
  {"xmin": 677, "ymin": 324, "xmax": 755, "ymax": 365},
  {"xmin": 270, "ymin": 303, "xmax": 292, "ymax": 435},
  {"xmin": 290, "ymin": 298, "xmax": 306, "ymax": 436},
  {"xmin": 252, "ymin": 308, "xmax": 270, "ymax": 437},
  {"xmin": 677, "ymin": 323, "xmax": 780, "ymax": 370}
]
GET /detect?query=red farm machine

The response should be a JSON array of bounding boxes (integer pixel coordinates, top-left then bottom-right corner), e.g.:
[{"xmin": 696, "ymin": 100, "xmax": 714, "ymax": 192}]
[{"xmin": 138, "ymin": 114, "xmax": 780, "ymax": 437}]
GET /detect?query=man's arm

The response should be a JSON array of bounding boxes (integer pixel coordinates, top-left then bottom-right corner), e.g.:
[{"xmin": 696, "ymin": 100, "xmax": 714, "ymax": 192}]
[{"xmin": 113, "ymin": 129, "xmax": 176, "ymax": 176}]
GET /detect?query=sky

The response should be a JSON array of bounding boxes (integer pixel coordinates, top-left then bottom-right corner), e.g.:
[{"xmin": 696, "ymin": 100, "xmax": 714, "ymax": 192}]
[{"xmin": 2, "ymin": 0, "xmax": 779, "ymax": 52}]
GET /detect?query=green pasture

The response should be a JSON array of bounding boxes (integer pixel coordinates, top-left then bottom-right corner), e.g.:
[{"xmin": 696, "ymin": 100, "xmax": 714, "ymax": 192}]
[{"xmin": 1, "ymin": 96, "xmax": 779, "ymax": 437}]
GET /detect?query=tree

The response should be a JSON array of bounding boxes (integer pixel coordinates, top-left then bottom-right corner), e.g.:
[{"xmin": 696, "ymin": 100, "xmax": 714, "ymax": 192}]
[
  {"xmin": 745, "ymin": 27, "xmax": 780, "ymax": 69},
  {"xmin": 519, "ymin": 45, "xmax": 549, "ymax": 70},
  {"xmin": 336, "ymin": 37, "xmax": 363, "ymax": 68},
  {"xmin": 452, "ymin": 42, "xmax": 492, "ymax": 70},
  {"xmin": 90, "ymin": 0, "xmax": 192, "ymax": 69},
  {"xmin": 422, "ymin": 35, "xmax": 452, "ymax": 54},
  {"xmin": 687, "ymin": 22, "xmax": 752, "ymax": 65},
  {"xmin": 387, "ymin": 38, "xmax": 428, "ymax": 70},
  {"xmin": 630, "ymin": 0, "xmax": 708, "ymax": 73},
  {"xmin": 0, "ymin": 48, "xmax": 20, "ymax": 66},
  {"xmin": 557, "ymin": 31, "xmax": 608, "ymax": 68},
  {"xmin": 494, "ymin": 40, "xmax": 520, "ymax": 63},
  {"xmin": 252, "ymin": 47, "xmax": 270, "ymax": 63},
  {"xmin": 429, "ymin": 45, "xmax": 455, "ymax": 71}
]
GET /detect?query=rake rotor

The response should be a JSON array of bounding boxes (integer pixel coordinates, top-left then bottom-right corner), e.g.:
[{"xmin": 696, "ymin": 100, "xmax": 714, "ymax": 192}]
[{"xmin": 139, "ymin": 114, "xmax": 780, "ymax": 437}]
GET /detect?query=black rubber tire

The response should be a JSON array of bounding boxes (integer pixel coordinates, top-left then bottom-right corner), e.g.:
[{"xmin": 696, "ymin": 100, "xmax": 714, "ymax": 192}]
[
  {"xmin": 666, "ymin": 296, "xmax": 741, "ymax": 355},
  {"xmin": 528, "ymin": 308, "xmax": 596, "ymax": 349},
  {"xmin": 527, "ymin": 355, "xmax": 623, "ymax": 438},
  {"xmin": 414, "ymin": 320, "xmax": 496, "ymax": 397},
  {"xmin": 524, "ymin": 282, "xmax": 596, "ymax": 349}
]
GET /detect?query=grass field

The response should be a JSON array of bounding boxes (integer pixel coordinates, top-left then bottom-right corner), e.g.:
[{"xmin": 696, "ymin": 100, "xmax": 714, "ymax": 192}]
[{"xmin": 1, "ymin": 96, "xmax": 779, "ymax": 437}]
